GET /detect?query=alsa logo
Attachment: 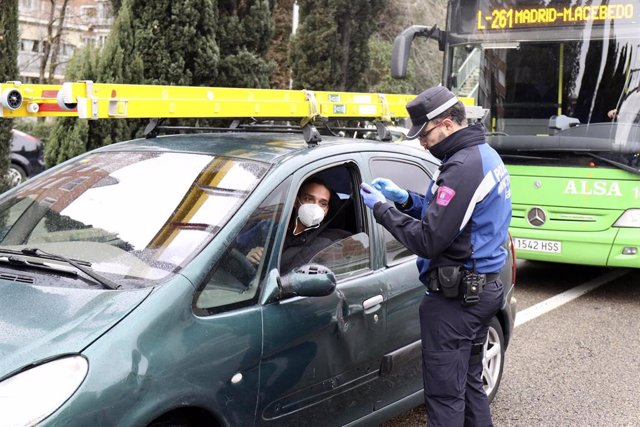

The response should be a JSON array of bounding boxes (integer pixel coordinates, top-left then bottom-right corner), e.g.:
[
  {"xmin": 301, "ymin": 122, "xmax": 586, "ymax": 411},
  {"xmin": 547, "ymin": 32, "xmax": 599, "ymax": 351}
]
[{"xmin": 563, "ymin": 180, "xmax": 622, "ymax": 196}]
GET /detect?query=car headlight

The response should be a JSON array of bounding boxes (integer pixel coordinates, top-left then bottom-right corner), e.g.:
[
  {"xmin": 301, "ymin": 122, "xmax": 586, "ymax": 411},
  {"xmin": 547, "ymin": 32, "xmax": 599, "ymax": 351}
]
[
  {"xmin": 614, "ymin": 209, "xmax": 640, "ymax": 227},
  {"xmin": 0, "ymin": 356, "xmax": 88, "ymax": 426}
]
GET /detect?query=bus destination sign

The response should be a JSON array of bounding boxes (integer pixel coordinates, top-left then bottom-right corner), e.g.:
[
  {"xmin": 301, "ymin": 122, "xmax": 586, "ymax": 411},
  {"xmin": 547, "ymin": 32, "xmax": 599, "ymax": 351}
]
[{"xmin": 477, "ymin": 3, "xmax": 636, "ymax": 30}]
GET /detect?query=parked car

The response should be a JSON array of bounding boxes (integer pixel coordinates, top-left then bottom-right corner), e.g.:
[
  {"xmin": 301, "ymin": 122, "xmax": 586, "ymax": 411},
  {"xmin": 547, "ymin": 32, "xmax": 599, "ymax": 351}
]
[
  {"xmin": 8, "ymin": 129, "xmax": 45, "ymax": 187},
  {"xmin": 0, "ymin": 130, "xmax": 516, "ymax": 426}
]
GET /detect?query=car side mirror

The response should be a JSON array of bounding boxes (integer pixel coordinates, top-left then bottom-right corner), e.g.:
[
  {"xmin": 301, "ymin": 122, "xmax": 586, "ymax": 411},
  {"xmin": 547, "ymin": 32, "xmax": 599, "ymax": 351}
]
[{"xmin": 277, "ymin": 263, "xmax": 336, "ymax": 299}]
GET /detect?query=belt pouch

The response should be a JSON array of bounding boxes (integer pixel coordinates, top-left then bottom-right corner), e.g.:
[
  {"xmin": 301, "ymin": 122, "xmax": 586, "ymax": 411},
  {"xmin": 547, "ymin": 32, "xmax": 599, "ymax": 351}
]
[{"xmin": 437, "ymin": 266, "xmax": 462, "ymax": 298}]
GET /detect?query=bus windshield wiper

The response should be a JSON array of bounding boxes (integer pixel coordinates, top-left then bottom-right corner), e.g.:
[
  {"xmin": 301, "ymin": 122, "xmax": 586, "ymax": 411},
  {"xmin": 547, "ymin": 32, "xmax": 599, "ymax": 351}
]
[
  {"xmin": 583, "ymin": 152, "xmax": 640, "ymax": 176},
  {"xmin": 17, "ymin": 247, "xmax": 121, "ymax": 290}
]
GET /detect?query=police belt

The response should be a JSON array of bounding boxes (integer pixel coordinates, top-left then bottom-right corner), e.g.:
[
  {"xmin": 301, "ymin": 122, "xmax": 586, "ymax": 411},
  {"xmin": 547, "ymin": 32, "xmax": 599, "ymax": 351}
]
[{"xmin": 426, "ymin": 270, "xmax": 500, "ymax": 293}]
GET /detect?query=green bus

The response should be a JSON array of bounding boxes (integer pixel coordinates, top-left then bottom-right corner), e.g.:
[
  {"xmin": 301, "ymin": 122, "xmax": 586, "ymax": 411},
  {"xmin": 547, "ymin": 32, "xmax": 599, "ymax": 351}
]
[{"xmin": 392, "ymin": 0, "xmax": 640, "ymax": 268}]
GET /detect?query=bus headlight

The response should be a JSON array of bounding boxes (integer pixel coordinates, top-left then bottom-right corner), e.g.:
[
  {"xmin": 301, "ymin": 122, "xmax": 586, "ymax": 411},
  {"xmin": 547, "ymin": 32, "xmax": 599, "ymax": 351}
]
[
  {"xmin": 0, "ymin": 356, "xmax": 88, "ymax": 425},
  {"xmin": 614, "ymin": 209, "xmax": 640, "ymax": 227}
]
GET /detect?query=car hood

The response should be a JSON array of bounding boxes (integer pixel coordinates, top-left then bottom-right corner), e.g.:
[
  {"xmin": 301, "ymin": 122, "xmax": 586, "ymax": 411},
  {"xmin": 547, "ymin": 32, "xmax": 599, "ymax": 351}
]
[{"xmin": 0, "ymin": 282, "xmax": 152, "ymax": 380}]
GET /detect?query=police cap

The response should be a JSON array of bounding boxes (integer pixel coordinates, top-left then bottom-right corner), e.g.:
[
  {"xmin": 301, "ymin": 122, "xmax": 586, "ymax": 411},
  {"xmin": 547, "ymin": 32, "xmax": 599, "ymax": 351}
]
[{"xmin": 406, "ymin": 86, "xmax": 459, "ymax": 140}]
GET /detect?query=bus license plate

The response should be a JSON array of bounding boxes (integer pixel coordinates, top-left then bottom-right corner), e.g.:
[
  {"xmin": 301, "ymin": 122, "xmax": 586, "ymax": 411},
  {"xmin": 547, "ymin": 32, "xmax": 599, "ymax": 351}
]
[{"xmin": 513, "ymin": 238, "xmax": 561, "ymax": 253}]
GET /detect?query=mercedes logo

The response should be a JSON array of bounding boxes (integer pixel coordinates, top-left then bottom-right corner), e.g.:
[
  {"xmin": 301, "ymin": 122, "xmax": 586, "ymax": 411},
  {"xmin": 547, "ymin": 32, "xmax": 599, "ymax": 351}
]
[{"xmin": 527, "ymin": 207, "xmax": 547, "ymax": 227}]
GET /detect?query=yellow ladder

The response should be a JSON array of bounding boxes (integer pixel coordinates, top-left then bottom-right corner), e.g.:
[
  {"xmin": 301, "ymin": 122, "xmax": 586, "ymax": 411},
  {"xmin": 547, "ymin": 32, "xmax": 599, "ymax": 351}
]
[{"xmin": 0, "ymin": 81, "xmax": 415, "ymax": 123}]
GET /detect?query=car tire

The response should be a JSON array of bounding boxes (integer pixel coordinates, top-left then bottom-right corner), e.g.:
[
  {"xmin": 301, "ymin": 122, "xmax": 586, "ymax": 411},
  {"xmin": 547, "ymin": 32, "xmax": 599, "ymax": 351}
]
[
  {"xmin": 7, "ymin": 163, "xmax": 27, "ymax": 188},
  {"xmin": 483, "ymin": 316, "xmax": 505, "ymax": 403}
]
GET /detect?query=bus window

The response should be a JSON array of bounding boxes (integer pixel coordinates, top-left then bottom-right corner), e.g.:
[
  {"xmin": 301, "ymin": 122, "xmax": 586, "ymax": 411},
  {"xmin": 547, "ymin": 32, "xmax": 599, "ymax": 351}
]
[{"xmin": 453, "ymin": 39, "xmax": 638, "ymax": 136}]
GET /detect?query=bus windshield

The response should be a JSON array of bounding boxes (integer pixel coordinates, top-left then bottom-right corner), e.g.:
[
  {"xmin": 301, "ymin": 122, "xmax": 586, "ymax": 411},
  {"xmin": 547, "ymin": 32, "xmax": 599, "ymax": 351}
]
[
  {"xmin": 392, "ymin": 0, "xmax": 640, "ymax": 268},
  {"xmin": 447, "ymin": 0, "xmax": 640, "ymax": 172}
]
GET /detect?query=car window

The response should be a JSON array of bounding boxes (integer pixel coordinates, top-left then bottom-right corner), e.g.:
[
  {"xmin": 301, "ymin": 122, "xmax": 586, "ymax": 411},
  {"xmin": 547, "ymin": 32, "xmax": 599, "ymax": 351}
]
[
  {"xmin": 0, "ymin": 151, "xmax": 268, "ymax": 285},
  {"xmin": 0, "ymin": 197, "xmax": 34, "ymax": 241},
  {"xmin": 370, "ymin": 159, "xmax": 431, "ymax": 265},
  {"xmin": 279, "ymin": 163, "xmax": 370, "ymax": 281},
  {"xmin": 194, "ymin": 178, "xmax": 290, "ymax": 315},
  {"xmin": 309, "ymin": 232, "xmax": 370, "ymax": 279}
]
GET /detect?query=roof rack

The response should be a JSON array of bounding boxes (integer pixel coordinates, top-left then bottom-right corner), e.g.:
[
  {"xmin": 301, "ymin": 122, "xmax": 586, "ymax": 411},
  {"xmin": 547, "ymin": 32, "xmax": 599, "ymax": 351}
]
[{"xmin": 0, "ymin": 81, "xmax": 416, "ymax": 144}]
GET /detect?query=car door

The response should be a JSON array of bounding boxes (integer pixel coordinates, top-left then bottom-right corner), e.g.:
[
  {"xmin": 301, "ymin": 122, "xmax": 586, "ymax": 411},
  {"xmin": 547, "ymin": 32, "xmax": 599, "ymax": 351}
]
[
  {"xmin": 190, "ymin": 178, "xmax": 294, "ymax": 426},
  {"xmin": 365, "ymin": 154, "xmax": 438, "ymax": 410},
  {"xmin": 257, "ymin": 156, "xmax": 389, "ymax": 426}
]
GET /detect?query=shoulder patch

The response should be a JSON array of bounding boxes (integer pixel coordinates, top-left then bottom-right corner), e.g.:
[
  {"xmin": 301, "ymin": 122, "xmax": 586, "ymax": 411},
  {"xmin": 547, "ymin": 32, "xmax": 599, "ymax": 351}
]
[{"xmin": 436, "ymin": 186, "xmax": 456, "ymax": 206}]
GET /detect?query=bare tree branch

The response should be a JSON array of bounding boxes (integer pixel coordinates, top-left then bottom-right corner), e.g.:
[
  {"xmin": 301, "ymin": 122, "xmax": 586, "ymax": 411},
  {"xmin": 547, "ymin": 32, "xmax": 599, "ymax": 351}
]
[
  {"xmin": 48, "ymin": 0, "xmax": 71, "ymax": 82},
  {"xmin": 38, "ymin": 0, "xmax": 56, "ymax": 83},
  {"xmin": 38, "ymin": 0, "xmax": 71, "ymax": 83}
]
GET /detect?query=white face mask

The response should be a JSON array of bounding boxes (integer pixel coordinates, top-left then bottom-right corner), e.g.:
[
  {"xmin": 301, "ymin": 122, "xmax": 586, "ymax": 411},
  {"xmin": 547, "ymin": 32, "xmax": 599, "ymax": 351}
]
[{"xmin": 297, "ymin": 203, "xmax": 325, "ymax": 228}]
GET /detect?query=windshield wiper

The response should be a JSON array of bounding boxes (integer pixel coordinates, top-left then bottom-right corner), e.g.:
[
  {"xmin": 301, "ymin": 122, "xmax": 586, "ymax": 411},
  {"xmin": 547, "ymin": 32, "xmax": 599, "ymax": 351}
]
[
  {"xmin": 17, "ymin": 248, "xmax": 121, "ymax": 290},
  {"xmin": 583, "ymin": 152, "xmax": 640, "ymax": 176},
  {"xmin": 0, "ymin": 248, "xmax": 92, "ymax": 265},
  {"xmin": 0, "ymin": 255, "xmax": 79, "ymax": 276}
]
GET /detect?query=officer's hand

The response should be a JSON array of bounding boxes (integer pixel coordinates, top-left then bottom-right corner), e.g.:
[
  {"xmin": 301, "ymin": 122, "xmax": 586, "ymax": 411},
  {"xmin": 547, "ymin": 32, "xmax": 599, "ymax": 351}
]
[
  {"xmin": 372, "ymin": 178, "xmax": 409, "ymax": 204},
  {"xmin": 360, "ymin": 183, "xmax": 386, "ymax": 209}
]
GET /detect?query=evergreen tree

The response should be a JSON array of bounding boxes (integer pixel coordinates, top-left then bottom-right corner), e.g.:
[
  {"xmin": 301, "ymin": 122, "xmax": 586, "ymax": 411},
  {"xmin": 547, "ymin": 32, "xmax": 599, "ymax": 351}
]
[
  {"xmin": 92, "ymin": 3, "xmax": 144, "ymax": 147},
  {"xmin": 367, "ymin": 35, "xmax": 417, "ymax": 94},
  {"xmin": 216, "ymin": 0, "xmax": 275, "ymax": 88},
  {"xmin": 109, "ymin": 0, "xmax": 122, "ymax": 14},
  {"xmin": 44, "ymin": 48, "xmax": 100, "ymax": 167},
  {"xmin": 369, "ymin": 0, "xmax": 447, "ymax": 93},
  {"xmin": 290, "ymin": 0, "xmax": 385, "ymax": 92},
  {"xmin": 0, "ymin": 0, "xmax": 19, "ymax": 191},
  {"xmin": 132, "ymin": 0, "xmax": 219, "ymax": 86},
  {"xmin": 266, "ymin": 0, "xmax": 294, "ymax": 89}
]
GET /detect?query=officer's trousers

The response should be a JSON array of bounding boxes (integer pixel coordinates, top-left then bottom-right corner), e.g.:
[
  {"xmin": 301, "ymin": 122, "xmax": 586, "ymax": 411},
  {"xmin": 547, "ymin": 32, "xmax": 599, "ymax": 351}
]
[{"xmin": 419, "ymin": 279, "xmax": 504, "ymax": 427}]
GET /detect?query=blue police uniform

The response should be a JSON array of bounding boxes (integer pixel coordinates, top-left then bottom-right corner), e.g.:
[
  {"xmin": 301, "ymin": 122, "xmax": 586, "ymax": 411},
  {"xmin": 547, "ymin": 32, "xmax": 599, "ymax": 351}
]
[{"xmin": 368, "ymin": 88, "xmax": 512, "ymax": 426}]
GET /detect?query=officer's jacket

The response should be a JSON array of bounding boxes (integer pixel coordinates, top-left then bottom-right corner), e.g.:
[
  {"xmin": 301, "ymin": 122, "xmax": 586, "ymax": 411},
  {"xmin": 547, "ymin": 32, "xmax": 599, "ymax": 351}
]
[{"xmin": 373, "ymin": 124, "xmax": 512, "ymax": 286}]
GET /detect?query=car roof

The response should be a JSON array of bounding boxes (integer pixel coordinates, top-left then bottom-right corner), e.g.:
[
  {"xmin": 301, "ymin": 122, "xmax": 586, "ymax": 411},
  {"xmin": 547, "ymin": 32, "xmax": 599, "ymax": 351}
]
[
  {"xmin": 11, "ymin": 129, "xmax": 42, "ymax": 144},
  {"xmin": 95, "ymin": 131, "xmax": 432, "ymax": 165}
]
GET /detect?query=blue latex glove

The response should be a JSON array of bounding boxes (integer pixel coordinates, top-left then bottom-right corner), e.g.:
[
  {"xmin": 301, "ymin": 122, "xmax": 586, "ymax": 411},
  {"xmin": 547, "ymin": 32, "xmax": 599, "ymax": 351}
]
[
  {"xmin": 360, "ymin": 183, "xmax": 386, "ymax": 209},
  {"xmin": 372, "ymin": 178, "xmax": 409, "ymax": 204}
]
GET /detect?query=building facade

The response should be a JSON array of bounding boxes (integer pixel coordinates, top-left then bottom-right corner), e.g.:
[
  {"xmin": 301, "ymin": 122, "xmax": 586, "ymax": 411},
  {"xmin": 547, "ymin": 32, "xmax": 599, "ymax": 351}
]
[{"xmin": 18, "ymin": 0, "xmax": 114, "ymax": 83}]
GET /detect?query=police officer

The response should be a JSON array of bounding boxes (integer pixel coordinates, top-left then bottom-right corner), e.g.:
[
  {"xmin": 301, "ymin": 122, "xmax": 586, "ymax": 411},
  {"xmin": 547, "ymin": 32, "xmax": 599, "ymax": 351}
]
[{"xmin": 360, "ymin": 86, "xmax": 511, "ymax": 427}]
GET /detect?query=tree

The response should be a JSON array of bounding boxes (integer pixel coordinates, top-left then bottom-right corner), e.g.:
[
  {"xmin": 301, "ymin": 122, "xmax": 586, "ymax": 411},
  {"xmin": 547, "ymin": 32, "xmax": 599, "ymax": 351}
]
[
  {"xmin": 265, "ymin": 0, "xmax": 294, "ymax": 89},
  {"xmin": 216, "ymin": 0, "xmax": 276, "ymax": 88},
  {"xmin": 16, "ymin": 0, "xmax": 74, "ymax": 84},
  {"xmin": 290, "ymin": 0, "xmax": 385, "ymax": 92},
  {"xmin": 109, "ymin": 0, "xmax": 123, "ymax": 14},
  {"xmin": 39, "ymin": 0, "xmax": 71, "ymax": 84},
  {"xmin": 366, "ymin": 35, "xmax": 417, "ymax": 94},
  {"xmin": 44, "ymin": 47, "xmax": 100, "ymax": 167},
  {"xmin": 0, "ymin": 0, "xmax": 19, "ymax": 191},
  {"xmin": 368, "ymin": 0, "xmax": 447, "ymax": 93},
  {"xmin": 46, "ymin": 0, "xmax": 220, "ymax": 166},
  {"xmin": 130, "ymin": 0, "xmax": 219, "ymax": 86}
]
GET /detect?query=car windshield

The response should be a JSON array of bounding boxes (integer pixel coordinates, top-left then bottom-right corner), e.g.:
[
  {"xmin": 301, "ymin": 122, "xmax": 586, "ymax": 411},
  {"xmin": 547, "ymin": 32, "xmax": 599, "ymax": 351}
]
[{"xmin": 0, "ymin": 151, "xmax": 269, "ymax": 286}]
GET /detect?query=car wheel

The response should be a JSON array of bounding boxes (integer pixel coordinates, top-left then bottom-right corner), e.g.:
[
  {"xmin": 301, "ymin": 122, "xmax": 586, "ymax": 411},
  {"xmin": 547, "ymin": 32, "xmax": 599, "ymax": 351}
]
[
  {"xmin": 7, "ymin": 164, "xmax": 27, "ymax": 188},
  {"xmin": 483, "ymin": 316, "xmax": 505, "ymax": 403}
]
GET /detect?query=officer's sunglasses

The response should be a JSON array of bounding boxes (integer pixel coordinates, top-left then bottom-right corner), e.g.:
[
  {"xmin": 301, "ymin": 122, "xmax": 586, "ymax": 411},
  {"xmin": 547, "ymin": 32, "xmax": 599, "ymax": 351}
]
[{"xmin": 419, "ymin": 115, "xmax": 451, "ymax": 139}]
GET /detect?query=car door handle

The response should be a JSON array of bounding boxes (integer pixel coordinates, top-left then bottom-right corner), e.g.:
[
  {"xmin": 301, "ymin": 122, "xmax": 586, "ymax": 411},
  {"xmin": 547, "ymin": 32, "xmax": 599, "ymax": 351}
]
[{"xmin": 363, "ymin": 295, "xmax": 384, "ymax": 310}]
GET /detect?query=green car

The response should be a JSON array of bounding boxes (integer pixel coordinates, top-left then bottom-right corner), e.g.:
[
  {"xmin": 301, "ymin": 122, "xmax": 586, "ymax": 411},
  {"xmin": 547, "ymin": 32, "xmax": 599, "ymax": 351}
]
[{"xmin": 0, "ymin": 132, "xmax": 516, "ymax": 426}]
